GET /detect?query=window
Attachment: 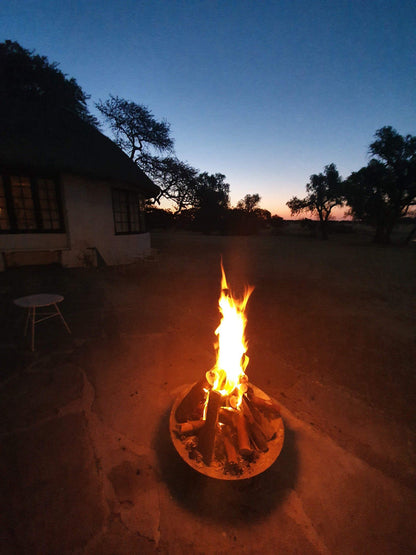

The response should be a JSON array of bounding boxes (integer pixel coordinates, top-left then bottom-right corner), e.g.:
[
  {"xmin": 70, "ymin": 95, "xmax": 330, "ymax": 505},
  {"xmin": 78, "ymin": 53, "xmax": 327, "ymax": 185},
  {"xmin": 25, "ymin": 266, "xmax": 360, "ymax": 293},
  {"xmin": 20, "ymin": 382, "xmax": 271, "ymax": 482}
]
[
  {"xmin": 112, "ymin": 188, "xmax": 146, "ymax": 234},
  {"xmin": 0, "ymin": 173, "xmax": 64, "ymax": 233},
  {"xmin": 0, "ymin": 176, "xmax": 11, "ymax": 231}
]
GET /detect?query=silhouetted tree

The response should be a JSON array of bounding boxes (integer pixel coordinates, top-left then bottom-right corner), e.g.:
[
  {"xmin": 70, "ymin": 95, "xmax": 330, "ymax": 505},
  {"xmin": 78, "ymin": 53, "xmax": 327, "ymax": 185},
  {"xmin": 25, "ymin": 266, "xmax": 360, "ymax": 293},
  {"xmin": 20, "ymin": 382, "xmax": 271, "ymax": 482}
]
[
  {"xmin": 96, "ymin": 95, "xmax": 173, "ymax": 162},
  {"xmin": 141, "ymin": 156, "xmax": 198, "ymax": 214},
  {"xmin": 344, "ymin": 126, "xmax": 416, "ymax": 244},
  {"xmin": 236, "ymin": 193, "xmax": 261, "ymax": 212},
  {"xmin": 145, "ymin": 207, "xmax": 175, "ymax": 229},
  {"xmin": 194, "ymin": 172, "xmax": 230, "ymax": 233},
  {"xmin": 227, "ymin": 194, "xmax": 271, "ymax": 234},
  {"xmin": 287, "ymin": 163, "xmax": 344, "ymax": 239},
  {"xmin": 270, "ymin": 214, "xmax": 285, "ymax": 234},
  {"xmin": 96, "ymin": 95, "xmax": 204, "ymax": 209},
  {"xmin": 0, "ymin": 40, "xmax": 98, "ymax": 126}
]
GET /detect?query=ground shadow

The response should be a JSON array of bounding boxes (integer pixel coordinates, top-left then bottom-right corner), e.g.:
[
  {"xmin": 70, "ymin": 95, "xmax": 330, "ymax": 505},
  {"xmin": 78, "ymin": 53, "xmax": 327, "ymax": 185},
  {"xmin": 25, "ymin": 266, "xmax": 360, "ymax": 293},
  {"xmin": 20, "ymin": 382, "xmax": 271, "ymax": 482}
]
[{"xmin": 153, "ymin": 406, "xmax": 299, "ymax": 525}]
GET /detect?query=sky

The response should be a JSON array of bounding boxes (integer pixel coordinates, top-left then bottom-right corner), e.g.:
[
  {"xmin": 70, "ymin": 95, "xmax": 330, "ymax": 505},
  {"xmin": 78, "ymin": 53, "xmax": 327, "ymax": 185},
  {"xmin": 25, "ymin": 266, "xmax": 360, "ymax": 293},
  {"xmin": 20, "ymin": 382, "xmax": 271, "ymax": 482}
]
[{"xmin": 1, "ymin": 0, "xmax": 415, "ymax": 218}]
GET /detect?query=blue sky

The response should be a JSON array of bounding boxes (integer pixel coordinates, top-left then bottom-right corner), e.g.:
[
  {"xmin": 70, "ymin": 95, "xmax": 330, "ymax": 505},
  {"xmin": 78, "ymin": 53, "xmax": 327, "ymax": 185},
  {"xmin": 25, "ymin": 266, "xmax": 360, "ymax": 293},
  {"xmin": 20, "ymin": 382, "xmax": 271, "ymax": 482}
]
[{"xmin": 1, "ymin": 1, "xmax": 415, "ymax": 217}]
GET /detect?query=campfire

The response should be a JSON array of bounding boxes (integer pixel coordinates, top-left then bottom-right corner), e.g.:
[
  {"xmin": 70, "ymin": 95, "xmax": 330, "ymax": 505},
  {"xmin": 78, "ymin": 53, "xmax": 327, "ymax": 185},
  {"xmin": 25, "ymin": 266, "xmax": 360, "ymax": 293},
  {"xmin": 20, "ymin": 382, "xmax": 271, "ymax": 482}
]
[{"xmin": 170, "ymin": 264, "xmax": 284, "ymax": 480}]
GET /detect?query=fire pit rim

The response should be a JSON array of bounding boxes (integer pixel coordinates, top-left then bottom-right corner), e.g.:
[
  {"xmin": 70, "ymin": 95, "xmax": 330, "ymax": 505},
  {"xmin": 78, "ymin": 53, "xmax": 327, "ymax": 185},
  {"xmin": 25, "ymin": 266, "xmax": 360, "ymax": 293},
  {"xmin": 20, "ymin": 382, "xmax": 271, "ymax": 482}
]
[{"xmin": 170, "ymin": 382, "xmax": 285, "ymax": 480}]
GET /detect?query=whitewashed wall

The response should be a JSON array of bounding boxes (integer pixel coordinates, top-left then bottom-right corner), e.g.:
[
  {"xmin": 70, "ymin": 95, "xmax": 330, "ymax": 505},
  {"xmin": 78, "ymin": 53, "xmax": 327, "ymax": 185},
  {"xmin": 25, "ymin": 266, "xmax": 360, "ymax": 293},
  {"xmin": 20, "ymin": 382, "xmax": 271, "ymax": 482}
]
[
  {"xmin": 61, "ymin": 174, "xmax": 151, "ymax": 268},
  {"xmin": 0, "ymin": 173, "xmax": 151, "ymax": 271}
]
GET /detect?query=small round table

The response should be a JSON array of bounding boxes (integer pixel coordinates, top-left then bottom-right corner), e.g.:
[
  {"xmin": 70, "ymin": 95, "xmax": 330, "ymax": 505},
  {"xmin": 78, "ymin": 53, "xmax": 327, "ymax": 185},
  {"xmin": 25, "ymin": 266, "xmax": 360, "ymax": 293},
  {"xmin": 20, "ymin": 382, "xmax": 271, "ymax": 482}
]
[{"xmin": 14, "ymin": 294, "xmax": 71, "ymax": 351}]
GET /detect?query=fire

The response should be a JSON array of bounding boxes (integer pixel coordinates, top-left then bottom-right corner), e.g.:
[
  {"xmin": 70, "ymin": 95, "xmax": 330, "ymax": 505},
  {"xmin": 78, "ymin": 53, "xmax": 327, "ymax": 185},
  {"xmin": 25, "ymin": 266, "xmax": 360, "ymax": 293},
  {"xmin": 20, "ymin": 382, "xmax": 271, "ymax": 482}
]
[{"xmin": 206, "ymin": 264, "xmax": 254, "ymax": 409}]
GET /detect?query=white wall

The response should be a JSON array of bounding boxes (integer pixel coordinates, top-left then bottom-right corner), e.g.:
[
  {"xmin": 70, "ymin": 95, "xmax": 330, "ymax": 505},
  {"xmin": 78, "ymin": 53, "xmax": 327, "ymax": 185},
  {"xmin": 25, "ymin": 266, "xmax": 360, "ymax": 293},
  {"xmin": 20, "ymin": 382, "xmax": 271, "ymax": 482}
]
[
  {"xmin": 0, "ymin": 173, "xmax": 152, "ymax": 271},
  {"xmin": 60, "ymin": 174, "xmax": 151, "ymax": 268}
]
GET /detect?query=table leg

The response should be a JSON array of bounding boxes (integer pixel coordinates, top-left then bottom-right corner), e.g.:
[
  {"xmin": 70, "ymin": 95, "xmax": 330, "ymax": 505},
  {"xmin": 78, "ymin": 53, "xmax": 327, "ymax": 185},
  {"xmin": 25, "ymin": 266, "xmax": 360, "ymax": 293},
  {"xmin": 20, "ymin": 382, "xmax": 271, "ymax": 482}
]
[
  {"xmin": 31, "ymin": 306, "xmax": 35, "ymax": 352},
  {"xmin": 24, "ymin": 308, "xmax": 30, "ymax": 336},
  {"xmin": 54, "ymin": 303, "xmax": 71, "ymax": 334}
]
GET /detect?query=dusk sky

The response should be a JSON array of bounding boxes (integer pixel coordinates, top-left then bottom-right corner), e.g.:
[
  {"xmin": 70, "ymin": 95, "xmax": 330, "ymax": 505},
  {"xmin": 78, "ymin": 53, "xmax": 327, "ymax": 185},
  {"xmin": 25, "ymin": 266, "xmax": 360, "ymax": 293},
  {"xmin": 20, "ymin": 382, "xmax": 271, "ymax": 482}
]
[{"xmin": 1, "ymin": 1, "xmax": 415, "ymax": 217}]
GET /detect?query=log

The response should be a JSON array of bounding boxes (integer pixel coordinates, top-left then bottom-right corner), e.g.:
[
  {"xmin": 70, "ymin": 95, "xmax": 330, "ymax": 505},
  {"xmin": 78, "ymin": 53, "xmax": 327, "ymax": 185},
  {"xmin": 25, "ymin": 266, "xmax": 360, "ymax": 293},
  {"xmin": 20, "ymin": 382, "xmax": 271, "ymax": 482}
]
[
  {"xmin": 197, "ymin": 390, "xmax": 222, "ymax": 465},
  {"xmin": 234, "ymin": 411, "xmax": 253, "ymax": 458},
  {"xmin": 247, "ymin": 421, "xmax": 269, "ymax": 452},
  {"xmin": 175, "ymin": 420, "xmax": 205, "ymax": 434},
  {"xmin": 222, "ymin": 428, "xmax": 239, "ymax": 465},
  {"xmin": 218, "ymin": 407, "xmax": 234, "ymax": 427},
  {"xmin": 246, "ymin": 387, "xmax": 281, "ymax": 417},
  {"xmin": 175, "ymin": 378, "xmax": 210, "ymax": 423},
  {"xmin": 244, "ymin": 396, "xmax": 276, "ymax": 441},
  {"xmin": 241, "ymin": 398, "xmax": 269, "ymax": 452},
  {"xmin": 221, "ymin": 426, "xmax": 243, "ymax": 476}
]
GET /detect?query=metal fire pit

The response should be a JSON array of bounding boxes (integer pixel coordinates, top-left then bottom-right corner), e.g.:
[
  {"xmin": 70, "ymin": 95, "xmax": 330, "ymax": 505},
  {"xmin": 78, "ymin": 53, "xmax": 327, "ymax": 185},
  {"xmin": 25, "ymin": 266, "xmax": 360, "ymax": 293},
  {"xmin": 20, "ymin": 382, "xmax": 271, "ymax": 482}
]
[{"xmin": 170, "ymin": 383, "xmax": 284, "ymax": 480}]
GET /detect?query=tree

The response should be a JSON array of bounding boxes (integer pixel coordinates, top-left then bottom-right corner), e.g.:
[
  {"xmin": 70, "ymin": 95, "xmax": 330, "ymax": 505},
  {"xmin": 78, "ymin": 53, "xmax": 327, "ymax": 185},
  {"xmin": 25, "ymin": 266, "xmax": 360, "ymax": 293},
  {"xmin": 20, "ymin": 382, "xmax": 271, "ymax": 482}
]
[
  {"xmin": 96, "ymin": 95, "xmax": 174, "ymax": 163},
  {"xmin": 193, "ymin": 172, "xmax": 230, "ymax": 233},
  {"xmin": 96, "ymin": 95, "xmax": 204, "ymax": 209},
  {"xmin": 143, "ymin": 156, "xmax": 199, "ymax": 214},
  {"xmin": 236, "ymin": 193, "xmax": 261, "ymax": 212},
  {"xmin": 287, "ymin": 163, "xmax": 344, "ymax": 239},
  {"xmin": 344, "ymin": 126, "xmax": 416, "ymax": 244},
  {"xmin": 0, "ymin": 40, "xmax": 97, "ymax": 126}
]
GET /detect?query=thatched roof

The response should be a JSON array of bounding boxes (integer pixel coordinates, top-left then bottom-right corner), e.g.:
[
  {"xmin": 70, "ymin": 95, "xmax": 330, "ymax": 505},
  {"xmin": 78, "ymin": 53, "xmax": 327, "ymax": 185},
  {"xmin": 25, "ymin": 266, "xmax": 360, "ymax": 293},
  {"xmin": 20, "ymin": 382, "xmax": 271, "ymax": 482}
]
[{"xmin": 0, "ymin": 105, "xmax": 159, "ymax": 198}]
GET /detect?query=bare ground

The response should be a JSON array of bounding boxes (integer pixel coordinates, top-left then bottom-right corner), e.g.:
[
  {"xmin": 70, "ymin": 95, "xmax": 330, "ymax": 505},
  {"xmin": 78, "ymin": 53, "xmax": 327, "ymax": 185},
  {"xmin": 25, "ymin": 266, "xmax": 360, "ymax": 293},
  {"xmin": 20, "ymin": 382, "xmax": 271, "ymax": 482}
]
[{"xmin": 0, "ymin": 231, "xmax": 415, "ymax": 553}]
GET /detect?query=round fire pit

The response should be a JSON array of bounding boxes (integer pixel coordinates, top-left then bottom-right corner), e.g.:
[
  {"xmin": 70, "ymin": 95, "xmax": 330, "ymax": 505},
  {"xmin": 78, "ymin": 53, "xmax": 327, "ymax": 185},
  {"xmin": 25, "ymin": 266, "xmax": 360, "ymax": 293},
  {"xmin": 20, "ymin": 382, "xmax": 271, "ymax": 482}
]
[{"xmin": 170, "ymin": 383, "xmax": 284, "ymax": 480}]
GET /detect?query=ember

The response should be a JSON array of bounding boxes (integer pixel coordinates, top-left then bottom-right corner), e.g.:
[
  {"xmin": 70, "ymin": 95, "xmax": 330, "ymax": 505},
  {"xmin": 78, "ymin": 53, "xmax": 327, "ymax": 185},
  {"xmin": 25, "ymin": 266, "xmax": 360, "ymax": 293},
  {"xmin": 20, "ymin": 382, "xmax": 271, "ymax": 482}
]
[{"xmin": 170, "ymin": 264, "xmax": 284, "ymax": 479}]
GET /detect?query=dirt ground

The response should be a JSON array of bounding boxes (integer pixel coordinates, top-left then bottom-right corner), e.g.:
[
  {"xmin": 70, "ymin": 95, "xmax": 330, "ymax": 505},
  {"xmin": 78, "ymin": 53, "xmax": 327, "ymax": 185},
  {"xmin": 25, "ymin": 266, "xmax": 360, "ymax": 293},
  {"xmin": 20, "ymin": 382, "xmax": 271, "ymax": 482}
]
[{"xmin": 0, "ymin": 231, "xmax": 415, "ymax": 554}]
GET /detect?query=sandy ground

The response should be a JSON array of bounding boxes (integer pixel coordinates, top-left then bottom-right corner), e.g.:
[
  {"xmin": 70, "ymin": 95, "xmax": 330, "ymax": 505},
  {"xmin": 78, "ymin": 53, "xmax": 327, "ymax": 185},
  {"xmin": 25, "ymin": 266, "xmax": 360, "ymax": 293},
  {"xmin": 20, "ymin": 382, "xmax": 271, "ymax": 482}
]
[{"xmin": 0, "ymin": 231, "xmax": 415, "ymax": 554}]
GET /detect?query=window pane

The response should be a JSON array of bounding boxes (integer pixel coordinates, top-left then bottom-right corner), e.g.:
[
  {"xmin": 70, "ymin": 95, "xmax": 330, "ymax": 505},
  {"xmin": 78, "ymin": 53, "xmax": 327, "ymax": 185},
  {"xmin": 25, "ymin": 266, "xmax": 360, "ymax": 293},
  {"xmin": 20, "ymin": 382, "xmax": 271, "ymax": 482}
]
[
  {"xmin": 38, "ymin": 179, "xmax": 60, "ymax": 230},
  {"xmin": 10, "ymin": 176, "xmax": 36, "ymax": 230},
  {"xmin": 0, "ymin": 176, "xmax": 10, "ymax": 230},
  {"xmin": 112, "ymin": 188, "xmax": 144, "ymax": 234}
]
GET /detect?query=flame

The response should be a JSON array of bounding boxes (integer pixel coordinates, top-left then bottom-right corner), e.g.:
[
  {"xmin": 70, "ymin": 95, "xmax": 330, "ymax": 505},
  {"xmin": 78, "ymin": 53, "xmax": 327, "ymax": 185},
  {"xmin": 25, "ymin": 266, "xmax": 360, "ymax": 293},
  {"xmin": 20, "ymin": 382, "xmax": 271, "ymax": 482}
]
[{"xmin": 207, "ymin": 263, "xmax": 254, "ymax": 409}]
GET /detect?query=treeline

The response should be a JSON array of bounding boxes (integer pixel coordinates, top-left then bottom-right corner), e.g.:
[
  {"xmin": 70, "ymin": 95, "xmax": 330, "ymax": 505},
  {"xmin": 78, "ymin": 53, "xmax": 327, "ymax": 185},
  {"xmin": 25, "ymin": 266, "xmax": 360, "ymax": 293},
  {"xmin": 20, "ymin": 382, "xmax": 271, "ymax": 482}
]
[
  {"xmin": 146, "ymin": 201, "xmax": 285, "ymax": 235},
  {"xmin": 287, "ymin": 127, "xmax": 416, "ymax": 244},
  {"xmin": 2, "ymin": 41, "xmax": 414, "ymax": 244}
]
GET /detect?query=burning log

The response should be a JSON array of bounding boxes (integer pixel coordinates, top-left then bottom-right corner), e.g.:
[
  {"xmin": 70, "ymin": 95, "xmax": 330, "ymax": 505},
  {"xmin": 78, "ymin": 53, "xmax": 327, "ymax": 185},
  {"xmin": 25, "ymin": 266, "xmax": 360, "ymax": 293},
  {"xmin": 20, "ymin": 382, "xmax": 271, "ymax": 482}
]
[
  {"xmin": 246, "ymin": 386, "xmax": 281, "ymax": 417},
  {"xmin": 241, "ymin": 398, "xmax": 269, "ymax": 452},
  {"xmin": 244, "ymin": 395, "xmax": 276, "ymax": 441},
  {"xmin": 197, "ymin": 390, "xmax": 222, "ymax": 465},
  {"xmin": 233, "ymin": 411, "xmax": 253, "ymax": 458},
  {"xmin": 175, "ymin": 377, "xmax": 209, "ymax": 423}
]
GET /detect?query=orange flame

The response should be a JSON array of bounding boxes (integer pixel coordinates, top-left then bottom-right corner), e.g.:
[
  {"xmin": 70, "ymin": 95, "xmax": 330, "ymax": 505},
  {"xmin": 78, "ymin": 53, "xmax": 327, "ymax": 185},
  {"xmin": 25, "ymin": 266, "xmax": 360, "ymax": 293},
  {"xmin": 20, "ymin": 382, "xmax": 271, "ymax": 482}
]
[{"xmin": 207, "ymin": 264, "xmax": 254, "ymax": 409}]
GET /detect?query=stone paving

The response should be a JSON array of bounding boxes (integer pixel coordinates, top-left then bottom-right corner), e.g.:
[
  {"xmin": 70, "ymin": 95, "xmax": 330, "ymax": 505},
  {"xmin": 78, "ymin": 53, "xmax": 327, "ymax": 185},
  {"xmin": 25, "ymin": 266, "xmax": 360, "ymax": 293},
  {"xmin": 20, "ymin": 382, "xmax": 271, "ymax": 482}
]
[{"xmin": 1, "ymin": 235, "xmax": 415, "ymax": 554}]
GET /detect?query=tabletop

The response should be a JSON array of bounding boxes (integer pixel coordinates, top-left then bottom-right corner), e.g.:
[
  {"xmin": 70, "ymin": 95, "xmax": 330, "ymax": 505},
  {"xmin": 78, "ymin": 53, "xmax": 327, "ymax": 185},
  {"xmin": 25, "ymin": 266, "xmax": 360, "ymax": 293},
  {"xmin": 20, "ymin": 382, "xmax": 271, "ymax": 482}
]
[{"xmin": 14, "ymin": 294, "xmax": 65, "ymax": 308}]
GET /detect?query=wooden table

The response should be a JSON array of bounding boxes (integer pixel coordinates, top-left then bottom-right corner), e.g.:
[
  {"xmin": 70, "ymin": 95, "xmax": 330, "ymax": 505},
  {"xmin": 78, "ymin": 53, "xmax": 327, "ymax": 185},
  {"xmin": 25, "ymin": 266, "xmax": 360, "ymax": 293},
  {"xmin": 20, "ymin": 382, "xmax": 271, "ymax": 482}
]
[{"xmin": 14, "ymin": 294, "xmax": 71, "ymax": 351}]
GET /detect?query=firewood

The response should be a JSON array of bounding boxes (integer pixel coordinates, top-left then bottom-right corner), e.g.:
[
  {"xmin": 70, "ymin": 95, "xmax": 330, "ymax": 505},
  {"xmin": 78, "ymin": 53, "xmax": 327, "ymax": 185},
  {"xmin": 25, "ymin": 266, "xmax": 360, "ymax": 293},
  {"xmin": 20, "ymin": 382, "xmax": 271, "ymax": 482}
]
[
  {"xmin": 247, "ymin": 421, "xmax": 269, "ymax": 452},
  {"xmin": 175, "ymin": 420, "xmax": 205, "ymax": 434},
  {"xmin": 244, "ymin": 396, "xmax": 276, "ymax": 441},
  {"xmin": 246, "ymin": 386, "xmax": 281, "ymax": 417},
  {"xmin": 218, "ymin": 407, "xmax": 235, "ymax": 427},
  {"xmin": 197, "ymin": 390, "xmax": 222, "ymax": 465},
  {"xmin": 221, "ymin": 426, "xmax": 243, "ymax": 476},
  {"xmin": 233, "ymin": 411, "xmax": 253, "ymax": 458},
  {"xmin": 241, "ymin": 398, "xmax": 268, "ymax": 452},
  {"xmin": 175, "ymin": 378, "xmax": 210, "ymax": 423},
  {"xmin": 222, "ymin": 428, "xmax": 239, "ymax": 465}
]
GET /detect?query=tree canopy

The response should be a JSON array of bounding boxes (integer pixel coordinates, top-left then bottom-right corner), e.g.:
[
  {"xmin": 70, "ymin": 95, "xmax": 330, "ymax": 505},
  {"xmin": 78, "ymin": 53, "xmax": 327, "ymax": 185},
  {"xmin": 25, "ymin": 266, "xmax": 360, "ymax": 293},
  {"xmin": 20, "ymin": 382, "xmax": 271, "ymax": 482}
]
[
  {"xmin": 193, "ymin": 172, "xmax": 230, "ymax": 233},
  {"xmin": 0, "ymin": 40, "xmax": 97, "ymax": 126},
  {"xmin": 236, "ymin": 193, "xmax": 261, "ymax": 212},
  {"xmin": 143, "ymin": 156, "xmax": 199, "ymax": 214},
  {"xmin": 344, "ymin": 126, "xmax": 416, "ymax": 243},
  {"xmin": 96, "ymin": 95, "xmax": 174, "ymax": 162},
  {"xmin": 287, "ymin": 163, "xmax": 344, "ymax": 239}
]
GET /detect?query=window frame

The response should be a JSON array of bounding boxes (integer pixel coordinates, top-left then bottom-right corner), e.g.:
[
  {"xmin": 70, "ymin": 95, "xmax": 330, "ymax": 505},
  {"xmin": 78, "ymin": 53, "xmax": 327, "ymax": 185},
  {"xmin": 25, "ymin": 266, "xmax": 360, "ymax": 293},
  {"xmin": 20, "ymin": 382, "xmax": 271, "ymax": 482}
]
[
  {"xmin": 112, "ymin": 187, "xmax": 146, "ymax": 235},
  {"xmin": 0, "ymin": 171, "xmax": 65, "ymax": 234}
]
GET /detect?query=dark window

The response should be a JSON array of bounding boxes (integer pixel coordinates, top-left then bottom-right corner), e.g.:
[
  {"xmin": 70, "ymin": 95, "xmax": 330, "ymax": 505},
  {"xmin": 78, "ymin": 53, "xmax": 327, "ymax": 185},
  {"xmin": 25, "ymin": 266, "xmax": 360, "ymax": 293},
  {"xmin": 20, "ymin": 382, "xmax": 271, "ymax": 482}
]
[
  {"xmin": 112, "ymin": 188, "xmax": 146, "ymax": 234},
  {"xmin": 0, "ymin": 176, "xmax": 11, "ymax": 231},
  {"xmin": 0, "ymin": 173, "xmax": 64, "ymax": 233}
]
